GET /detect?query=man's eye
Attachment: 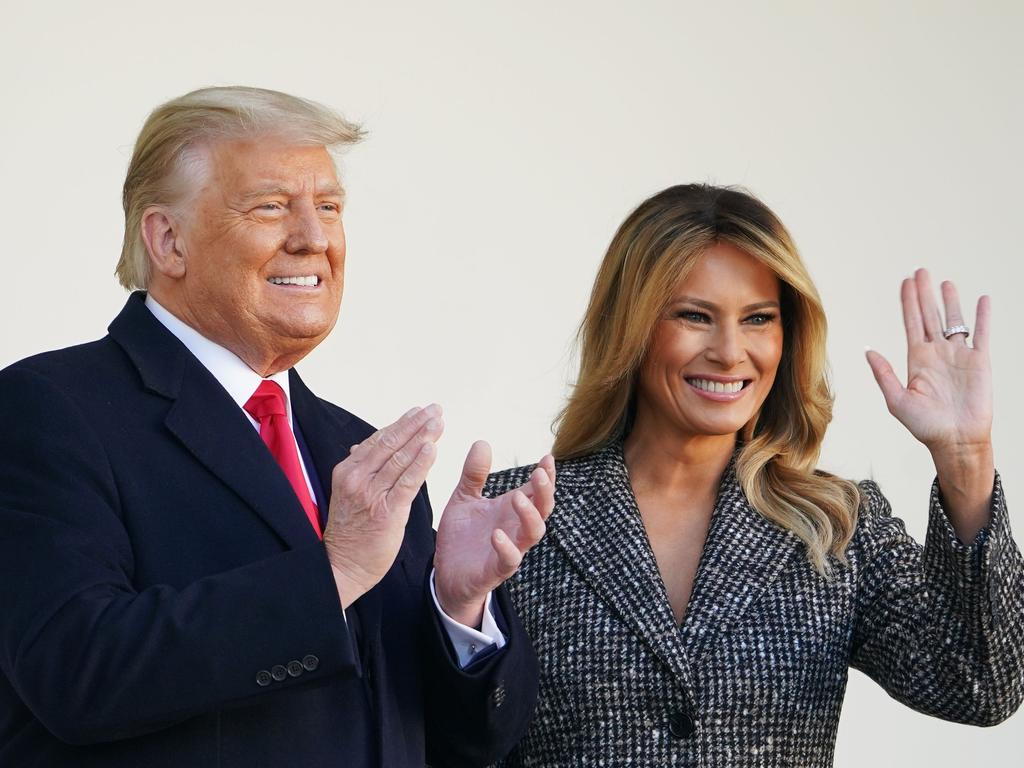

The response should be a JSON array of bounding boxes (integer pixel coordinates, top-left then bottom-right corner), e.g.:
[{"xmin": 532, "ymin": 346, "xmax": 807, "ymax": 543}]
[
  {"xmin": 319, "ymin": 203, "xmax": 340, "ymax": 213},
  {"xmin": 258, "ymin": 202, "xmax": 284, "ymax": 211}
]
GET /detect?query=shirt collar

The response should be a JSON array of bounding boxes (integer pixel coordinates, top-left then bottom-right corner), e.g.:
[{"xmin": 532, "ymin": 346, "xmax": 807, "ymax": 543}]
[{"xmin": 144, "ymin": 294, "xmax": 293, "ymax": 425}]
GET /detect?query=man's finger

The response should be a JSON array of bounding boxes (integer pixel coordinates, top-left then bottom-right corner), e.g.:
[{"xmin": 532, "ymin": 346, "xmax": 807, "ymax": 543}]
[
  {"xmin": 385, "ymin": 440, "xmax": 437, "ymax": 510},
  {"xmin": 456, "ymin": 440, "xmax": 492, "ymax": 498},
  {"xmin": 513, "ymin": 456, "xmax": 557, "ymax": 503},
  {"xmin": 537, "ymin": 454, "xmax": 556, "ymax": 484},
  {"xmin": 510, "ymin": 490, "xmax": 547, "ymax": 548},
  {"xmin": 373, "ymin": 417, "xmax": 444, "ymax": 490},
  {"xmin": 525, "ymin": 465, "xmax": 555, "ymax": 521},
  {"xmin": 355, "ymin": 404, "xmax": 440, "ymax": 472},
  {"xmin": 491, "ymin": 528, "xmax": 524, "ymax": 581}
]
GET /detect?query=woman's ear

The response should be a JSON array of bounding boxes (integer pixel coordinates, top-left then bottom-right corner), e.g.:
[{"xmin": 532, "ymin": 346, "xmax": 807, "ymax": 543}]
[{"xmin": 141, "ymin": 207, "xmax": 187, "ymax": 280}]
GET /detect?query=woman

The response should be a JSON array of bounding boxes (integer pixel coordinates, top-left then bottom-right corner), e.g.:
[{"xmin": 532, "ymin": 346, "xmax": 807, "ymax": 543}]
[{"xmin": 485, "ymin": 184, "xmax": 1023, "ymax": 766}]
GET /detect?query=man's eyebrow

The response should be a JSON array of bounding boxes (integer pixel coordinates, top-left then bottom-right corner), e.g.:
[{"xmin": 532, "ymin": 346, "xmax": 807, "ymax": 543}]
[
  {"xmin": 238, "ymin": 183, "xmax": 345, "ymax": 200},
  {"xmin": 674, "ymin": 296, "xmax": 781, "ymax": 312}
]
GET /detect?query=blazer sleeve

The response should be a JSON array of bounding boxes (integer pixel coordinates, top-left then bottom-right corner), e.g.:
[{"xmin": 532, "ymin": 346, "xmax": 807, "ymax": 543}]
[
  {"xmin": 849, "ymin": 474, "xmax": 1024, "ymax": 725},
  {"xmin": 0, "ymin": 365, "xmax": 356, "ymax": 744}
]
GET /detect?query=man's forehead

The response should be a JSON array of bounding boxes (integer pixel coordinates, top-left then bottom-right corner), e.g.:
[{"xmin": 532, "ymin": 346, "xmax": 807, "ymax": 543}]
[{"xmin": 207, "ymin": 138, "xmax": 342, "ymax": 191}]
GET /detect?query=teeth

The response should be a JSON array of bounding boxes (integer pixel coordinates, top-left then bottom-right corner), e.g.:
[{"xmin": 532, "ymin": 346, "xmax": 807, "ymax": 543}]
[
  {"xmin": 268, "ymin": 275, "xmax": 318, "ymax": 287},
  {"xmin": 688, "ymin": 378, "xmax": 744, "ymax": 394}
]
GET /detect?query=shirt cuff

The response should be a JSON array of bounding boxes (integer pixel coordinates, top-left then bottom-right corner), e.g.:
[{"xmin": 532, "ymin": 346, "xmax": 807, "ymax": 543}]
[{"xmin": 429, "ymin": 568, "xmax": 507, "ymax": 668}]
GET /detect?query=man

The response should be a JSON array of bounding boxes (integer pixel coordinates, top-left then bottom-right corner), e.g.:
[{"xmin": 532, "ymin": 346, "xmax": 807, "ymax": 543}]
[{"xmin": 0, "ymin": 86, "xmax": 553, "ymax": 767}]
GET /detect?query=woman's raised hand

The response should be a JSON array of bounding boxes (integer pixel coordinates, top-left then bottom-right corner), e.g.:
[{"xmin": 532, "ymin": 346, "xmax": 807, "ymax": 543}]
[
  {"xmin": 865, "ymin": 268, "xmax": 995, "ymax": 541},
  {"xmin": 865, "ymin": 268, "xmax": 992, "ymax": 453}
]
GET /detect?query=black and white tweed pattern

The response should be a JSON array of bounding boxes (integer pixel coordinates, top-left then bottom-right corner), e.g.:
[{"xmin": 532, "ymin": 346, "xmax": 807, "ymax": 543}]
[{"xmin": 484, "ymin": 444, "xmax": 1023, "ymax": 767}]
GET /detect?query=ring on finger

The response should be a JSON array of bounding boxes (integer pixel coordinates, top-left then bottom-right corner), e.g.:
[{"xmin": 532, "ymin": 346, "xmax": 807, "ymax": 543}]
[{"xmin": 942, "ymin": 324, "xmax": 970, "ymax": 339}]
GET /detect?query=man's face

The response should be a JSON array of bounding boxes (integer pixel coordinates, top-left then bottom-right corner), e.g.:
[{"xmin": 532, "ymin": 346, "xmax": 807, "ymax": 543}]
[{"xmin": 172, "ymin": 138, "xmax": 346, "ymax": 373}]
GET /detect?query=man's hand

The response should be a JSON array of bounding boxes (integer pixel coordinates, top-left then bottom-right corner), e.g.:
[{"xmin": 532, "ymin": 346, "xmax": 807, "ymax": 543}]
[
  {"xmin": 323, "ymin": 404, "xmax": 444, "ymax": 609},
  {"xmin": 433, "ymin": 442, "xmax": 555, "ymax": 627}
]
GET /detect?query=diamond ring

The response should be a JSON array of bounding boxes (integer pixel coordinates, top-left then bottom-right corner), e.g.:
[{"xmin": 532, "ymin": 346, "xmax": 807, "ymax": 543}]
[{"xmin": 942, "ymin": 324, "xmax": 970, "ymax": 339}]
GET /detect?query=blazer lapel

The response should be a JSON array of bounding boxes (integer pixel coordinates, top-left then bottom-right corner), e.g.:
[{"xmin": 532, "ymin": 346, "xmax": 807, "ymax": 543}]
[
  {"xmin": 547, "ymin": 444, "xmax": 693, "ymax": 690},
  {"xmin": 679, "ymin": 465, "xmax": 799, "ymax": 663},
  {"xmin": 108, "ymin": 292, "xmax": 321, "ymax": 550}
]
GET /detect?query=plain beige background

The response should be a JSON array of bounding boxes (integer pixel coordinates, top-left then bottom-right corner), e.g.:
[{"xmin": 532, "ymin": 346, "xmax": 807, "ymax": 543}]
[{"xmin": 1, "ymin": 0, "xmax": 1020, "ymax": 764}]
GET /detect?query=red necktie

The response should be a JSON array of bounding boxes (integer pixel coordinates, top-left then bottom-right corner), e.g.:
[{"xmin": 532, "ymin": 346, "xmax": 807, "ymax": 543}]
[{"xmin": 244, "ymin": 380, "xmax": 322, "ymax": 538}]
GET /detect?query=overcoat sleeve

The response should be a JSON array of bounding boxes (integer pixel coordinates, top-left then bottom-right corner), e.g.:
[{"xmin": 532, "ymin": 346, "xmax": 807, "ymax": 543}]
[
  {"xmin": 420, "ymin": 570, "xmax": 539, "ymax": 767},
  {"xmin": 850, "ymin": 474, "xmax": 1024, "ymax": 724},
  {"xmin": 0, "ymin": 365, "xmax": 357, "ymax": 744}
]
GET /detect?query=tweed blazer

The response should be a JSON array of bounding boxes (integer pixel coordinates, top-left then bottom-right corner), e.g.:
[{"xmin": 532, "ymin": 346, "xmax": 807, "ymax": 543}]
[{"xmin": 484, "ymin": 444, "xmax": 1024, "ymax": 767}]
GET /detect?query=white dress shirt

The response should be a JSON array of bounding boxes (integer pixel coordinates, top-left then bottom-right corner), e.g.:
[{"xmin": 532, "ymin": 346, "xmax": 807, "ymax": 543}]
[{"xmin": 145, "ymin": 295, "xmax": 504, "ymax": 667}]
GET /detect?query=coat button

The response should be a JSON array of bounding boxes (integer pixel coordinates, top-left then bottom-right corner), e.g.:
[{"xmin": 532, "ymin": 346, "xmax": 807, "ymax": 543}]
[
  {"xmin": 668, "ymin": 710, "xmax": 695, "ymax": 739},
  {"xmin": 490, "ymin": 682, "xmax": 507, "ymax": 709},
  {"xmin": 287, "ymin": 660, "xmax": 304, "ymax": 677},
  {"xmin": 302, "ymin": 654, "xmax": 319, "ymax": 672},
  {"xmin": 256, "ymin": 670, "xmax": 272, "ymax": 687},
  {"xmin": 271, "ymin": 665, "xmax": 288, "ymax": 682}
]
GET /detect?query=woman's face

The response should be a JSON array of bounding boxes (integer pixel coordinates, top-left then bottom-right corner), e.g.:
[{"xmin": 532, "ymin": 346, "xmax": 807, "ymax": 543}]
[{"xmin": 634, "ymin": 241, "xmax": 784, "ymax": 443}]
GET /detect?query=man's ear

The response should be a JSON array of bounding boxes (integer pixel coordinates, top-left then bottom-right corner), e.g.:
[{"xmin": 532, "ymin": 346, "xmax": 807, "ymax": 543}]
[{"xmin": 141, "ymin": 207, "xmax": 187, "ymax": 279}]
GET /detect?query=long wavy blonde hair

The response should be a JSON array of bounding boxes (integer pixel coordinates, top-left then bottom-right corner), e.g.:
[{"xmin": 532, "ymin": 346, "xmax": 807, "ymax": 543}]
[{"xmin": 553, "ymin": 184, "xmax": 861, "ymax": 573}]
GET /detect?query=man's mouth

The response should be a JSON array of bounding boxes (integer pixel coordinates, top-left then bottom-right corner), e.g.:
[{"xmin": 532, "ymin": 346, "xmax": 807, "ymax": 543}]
[{"xmin": 267, "ymin": 275, "xmax": 320, "ymax": 287}]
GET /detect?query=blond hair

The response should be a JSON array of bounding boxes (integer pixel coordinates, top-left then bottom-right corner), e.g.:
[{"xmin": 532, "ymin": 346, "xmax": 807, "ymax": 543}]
[
  {"xmin": 554, "ymin": 184, "xmax": 860, "ymax": 573},
  {"xmin": 117, "ymin": 86, "xmax": 365, "ymax": 290}
]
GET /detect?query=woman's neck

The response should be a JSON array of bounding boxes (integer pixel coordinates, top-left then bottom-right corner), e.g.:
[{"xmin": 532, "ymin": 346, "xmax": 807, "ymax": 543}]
[{"xmin": 622, "ymin": 424, "xmax": 736, "ymax": 500}]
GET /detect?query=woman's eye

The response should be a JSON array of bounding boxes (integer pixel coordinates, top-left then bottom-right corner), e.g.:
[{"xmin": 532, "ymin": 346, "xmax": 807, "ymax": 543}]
[
  {"xmin": 745, "ymin": 313, "xmax": 777, "ymax": 325},
  {"xmin": 676, "ymin": 310, "xmax": 710, "ymax": 323}
]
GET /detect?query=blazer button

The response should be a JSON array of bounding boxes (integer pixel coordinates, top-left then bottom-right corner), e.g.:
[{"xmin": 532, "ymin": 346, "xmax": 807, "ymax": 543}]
[
  {"xmin": 271, "ymin": 665, "xmax": 288, "ymax": 682},
  {"xmin": 490, "ymin": 682, "xmax": 507, "ymax": 709},
  {"xmin": 256, "ymin": 670, "xmax": 272, "ymax": 687},
  {"xmin": 302, "ymin": 654, "xmax": 320, "ymax": 672},
  {"xmin": 287, "ymin": 660, "xmax": 304, "ymax": 678},
  {"xmin": 668, "ymin": 710, "xmax": 695, "ymax": 739}
]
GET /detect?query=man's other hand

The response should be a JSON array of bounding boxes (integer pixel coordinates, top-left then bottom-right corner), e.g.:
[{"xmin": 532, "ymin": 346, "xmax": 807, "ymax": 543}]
[{"xmin": 433, "ymin": 442, "xmax": 555, "ymax": 628}]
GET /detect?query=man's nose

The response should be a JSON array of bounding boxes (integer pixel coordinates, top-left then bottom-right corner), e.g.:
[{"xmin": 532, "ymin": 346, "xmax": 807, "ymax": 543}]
[
  {"xmin": 706, "ymin": 326, "xmax": 745, "ymax": 368},
  {"xmin": 284, "ymin": 201, "xmax": 329, "ymax": 254}
]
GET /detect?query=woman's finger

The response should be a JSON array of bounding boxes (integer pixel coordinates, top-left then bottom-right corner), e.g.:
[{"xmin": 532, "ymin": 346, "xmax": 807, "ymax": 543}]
[
  {"xmin": 901, "ymin": 277, "xmax": 925, "ymax": 345},
  {"xmin": 940, "ymin": 280, "xmax": 968, "ymax": 344},
  {"xmin": 914, "ymin": 268, "xmax": 943, "ymax": 342},
  {"xmin": 865, "ymin": 348, "xmax": 905, "ymax": 415},
  {"xmin": 973, "ymin": 294, "xmax": 992, "ymax": 353}
]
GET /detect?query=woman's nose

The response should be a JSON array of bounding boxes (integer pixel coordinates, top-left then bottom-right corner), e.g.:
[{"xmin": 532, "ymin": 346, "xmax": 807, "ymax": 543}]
[{"xmin": 705, "ymin": 326, "xmax": 745, "ymax": 368}]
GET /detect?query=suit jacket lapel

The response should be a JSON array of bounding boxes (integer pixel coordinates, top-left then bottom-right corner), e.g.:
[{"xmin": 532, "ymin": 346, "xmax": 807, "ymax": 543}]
[
  {"xmin": 108, "ymin": 292, "xmax": 321, "ymax": 550},
  {"xmin": 680, "ymin": 464, "xmax": 799, "ymax": 663},
  {"xmin": 288, "ymin": 371, "xmax": 384, "ymax": 638},
  {"xmin": 547, "ymin": 444, "xmax": 693, "ymax": 690}
]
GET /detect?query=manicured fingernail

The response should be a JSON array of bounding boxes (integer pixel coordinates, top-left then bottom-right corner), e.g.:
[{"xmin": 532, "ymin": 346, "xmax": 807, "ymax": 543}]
[{"xmin": 494, "ymin": 529, "xmax": 508, "ymax": 545}]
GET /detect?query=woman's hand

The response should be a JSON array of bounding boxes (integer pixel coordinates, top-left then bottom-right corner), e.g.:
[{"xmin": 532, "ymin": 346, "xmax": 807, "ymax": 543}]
[
  {"xmin": 866, "ymin": 268, "xmax": 992, "ymax": 451},
  {"xmin": 865, "ymin": 268, "xmax": 995, "ymax": 541}
]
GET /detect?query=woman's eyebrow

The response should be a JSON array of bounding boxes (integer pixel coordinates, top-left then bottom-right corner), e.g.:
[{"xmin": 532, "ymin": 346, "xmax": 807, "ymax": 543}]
[{"xmin": 674, "ymin": 296, "xmax": 780, "ymax": 312}]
